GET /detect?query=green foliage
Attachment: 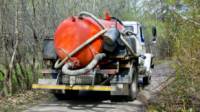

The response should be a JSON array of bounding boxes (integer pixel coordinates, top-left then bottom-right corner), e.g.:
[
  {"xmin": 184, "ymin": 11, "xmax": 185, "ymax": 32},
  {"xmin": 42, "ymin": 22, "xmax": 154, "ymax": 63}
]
[
  {"xmin": 149, "ymin": 0, "xmax": 200, "ymax": 111},
  {"xmin": 166, "ymin": 0, "xmax": 177, "ymax": 5}
]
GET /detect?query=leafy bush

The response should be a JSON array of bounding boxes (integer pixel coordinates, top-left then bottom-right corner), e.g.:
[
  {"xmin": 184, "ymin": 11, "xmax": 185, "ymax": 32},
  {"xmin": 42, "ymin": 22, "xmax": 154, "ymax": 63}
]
[{"xmin": 149, "ymin": 0, "xmax": 200, "ymax": 111}]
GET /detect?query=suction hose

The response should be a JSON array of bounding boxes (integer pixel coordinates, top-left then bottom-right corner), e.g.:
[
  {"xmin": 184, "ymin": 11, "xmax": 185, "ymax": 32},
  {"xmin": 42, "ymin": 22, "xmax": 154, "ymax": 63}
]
[
  {"xmin": 78, "ymin": 11, "xmax": 105, "ymax": 29},
  {"xmin": 54, "ymin": 11, "xmax": 106, "ymax": 69},
  {"xmin": 62, "ymin": 53, "xmax": 106, "ymax": 76}
]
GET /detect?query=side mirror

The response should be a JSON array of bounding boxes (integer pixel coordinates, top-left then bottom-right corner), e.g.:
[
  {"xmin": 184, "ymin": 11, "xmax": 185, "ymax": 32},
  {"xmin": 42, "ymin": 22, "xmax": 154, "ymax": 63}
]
[{"xmin": 152, "ymin": 26, "xmax": 157, "ymax": 43}]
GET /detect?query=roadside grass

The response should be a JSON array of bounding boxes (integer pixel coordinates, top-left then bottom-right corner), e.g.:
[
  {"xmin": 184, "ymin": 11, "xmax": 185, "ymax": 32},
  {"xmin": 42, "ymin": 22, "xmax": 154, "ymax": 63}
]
[
  {"xmin": 148, "ymin": 66, "xmax": 200, "ymax": 112},
  {"xmin": 0, "ymin": 62, "xmax": 50, "ymax": 112},
  {"xmin": 0, "ymin": 62, "xmax": 42, "ymax": 96},
  {"xmin": 0, "ymin": 90, "xmax": 50, "ymax": 112},
  {"xmin": 7, "ymin": 64, "xmax": 31, "ymax": 93},
  {"xmin": 0, "ymin": 64, "xmax": 5, "ymax": 93}
]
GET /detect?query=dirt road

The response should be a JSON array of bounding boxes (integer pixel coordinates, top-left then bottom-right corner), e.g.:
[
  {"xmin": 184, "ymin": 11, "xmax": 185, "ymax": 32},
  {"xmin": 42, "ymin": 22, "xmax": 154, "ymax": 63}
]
[{"xmin": 25, "ymin": 62, "xmax": 174, "ymax": 112}]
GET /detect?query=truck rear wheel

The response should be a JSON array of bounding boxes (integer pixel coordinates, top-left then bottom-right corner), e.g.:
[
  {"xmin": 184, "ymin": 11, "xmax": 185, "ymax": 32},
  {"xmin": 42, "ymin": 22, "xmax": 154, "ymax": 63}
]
[
  {"xmin": 127, "ymin": 64, "xmax": 138, "ymax": 101},
  {"xmin": 128, "ymin": 76, "xmax": 138, "ymax": 101}
]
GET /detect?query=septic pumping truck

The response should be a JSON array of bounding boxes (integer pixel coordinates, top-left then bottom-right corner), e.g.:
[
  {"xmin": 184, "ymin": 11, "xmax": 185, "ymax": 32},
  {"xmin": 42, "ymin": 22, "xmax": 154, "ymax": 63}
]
[{"xmin": 32, "ymin": 12, "xmax": 157, "ymax": 101}]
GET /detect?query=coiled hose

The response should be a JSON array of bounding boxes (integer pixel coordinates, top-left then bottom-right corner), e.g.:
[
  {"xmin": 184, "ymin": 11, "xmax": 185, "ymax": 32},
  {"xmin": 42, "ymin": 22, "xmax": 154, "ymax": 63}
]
[{"xmin": 62, "ymin": 53, "xmax": 106, "ymax": 76}]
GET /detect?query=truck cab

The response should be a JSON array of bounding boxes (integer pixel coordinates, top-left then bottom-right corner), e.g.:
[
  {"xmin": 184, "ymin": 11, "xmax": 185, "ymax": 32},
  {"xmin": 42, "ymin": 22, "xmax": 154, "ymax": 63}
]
[
  {"xmin": 123, "ymin": 21, "xmax": 146, "ymax": 55},
  {"xmin": 123, "ymin": 21, "xmax": 154, "ymax": 85}
]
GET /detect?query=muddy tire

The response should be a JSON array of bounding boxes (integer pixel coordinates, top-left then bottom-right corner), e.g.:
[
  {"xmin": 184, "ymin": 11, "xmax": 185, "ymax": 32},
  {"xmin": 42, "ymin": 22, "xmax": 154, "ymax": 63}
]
[
  {"xmin": 127, "ymin": 77, "xmax": 138, "ymax": 101},
  {"xmin": 127, "ymin": 62, "xmax": 138, "ymax": 101}
]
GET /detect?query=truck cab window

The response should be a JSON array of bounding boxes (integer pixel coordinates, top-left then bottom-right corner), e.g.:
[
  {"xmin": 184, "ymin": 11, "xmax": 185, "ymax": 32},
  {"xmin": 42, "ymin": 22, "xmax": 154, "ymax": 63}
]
[{"xmin": 125, "ymin": 26, "xmax": 134, "ymax": 32}]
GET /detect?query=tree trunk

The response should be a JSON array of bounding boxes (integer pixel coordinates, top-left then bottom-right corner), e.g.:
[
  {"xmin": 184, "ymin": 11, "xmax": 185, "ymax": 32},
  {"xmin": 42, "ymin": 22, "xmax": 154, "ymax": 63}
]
[{"xmin": 3, "ymin": 0, "xmax": 19, "ymax": 96}]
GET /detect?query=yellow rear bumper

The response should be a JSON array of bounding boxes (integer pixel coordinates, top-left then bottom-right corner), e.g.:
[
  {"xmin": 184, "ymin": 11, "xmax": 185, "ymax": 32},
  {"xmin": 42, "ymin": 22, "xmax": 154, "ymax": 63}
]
[{"xmin": 32, "ymin": 84, "xmax": 113, "ymax": 91}]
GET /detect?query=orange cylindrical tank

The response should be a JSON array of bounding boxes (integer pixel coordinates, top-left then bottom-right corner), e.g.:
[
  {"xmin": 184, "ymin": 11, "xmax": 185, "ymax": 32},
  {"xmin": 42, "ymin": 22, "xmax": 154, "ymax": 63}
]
[{"xmin": 54, "ymin": 16, "xmax": 123, "ymax": 68}]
